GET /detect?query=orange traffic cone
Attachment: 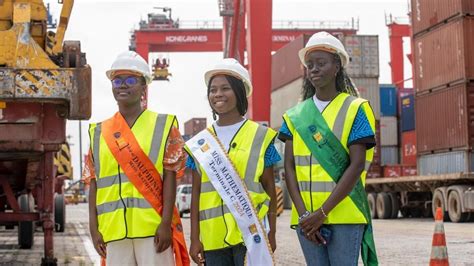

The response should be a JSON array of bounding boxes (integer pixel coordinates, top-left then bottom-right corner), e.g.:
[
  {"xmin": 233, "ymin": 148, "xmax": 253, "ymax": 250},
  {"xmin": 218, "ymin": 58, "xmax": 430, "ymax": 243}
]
[{"xmin": 429, "ymin": 207, "xmax": 449, "ymax": 266}]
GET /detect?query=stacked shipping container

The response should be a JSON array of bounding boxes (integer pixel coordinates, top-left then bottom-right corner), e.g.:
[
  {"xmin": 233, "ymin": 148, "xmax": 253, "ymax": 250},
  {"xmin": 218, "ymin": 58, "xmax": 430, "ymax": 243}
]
[{"xmin": 411, "ymin": 0, "xmax": 474, "ymax": 175}]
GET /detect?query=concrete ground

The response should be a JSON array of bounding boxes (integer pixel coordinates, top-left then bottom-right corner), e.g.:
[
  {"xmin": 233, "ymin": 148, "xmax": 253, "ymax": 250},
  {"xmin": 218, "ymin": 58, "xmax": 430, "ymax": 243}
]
[{"xmin": 1, "ymin": 203, "xmax": 473, "ymax": 265}]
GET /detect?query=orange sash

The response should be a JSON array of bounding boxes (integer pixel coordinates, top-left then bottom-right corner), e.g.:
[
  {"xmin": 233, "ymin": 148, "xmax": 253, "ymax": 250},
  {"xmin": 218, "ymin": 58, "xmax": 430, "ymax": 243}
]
[{"xmin": 102, "ymin": 112, "xmax": 190, "ymax": 266}]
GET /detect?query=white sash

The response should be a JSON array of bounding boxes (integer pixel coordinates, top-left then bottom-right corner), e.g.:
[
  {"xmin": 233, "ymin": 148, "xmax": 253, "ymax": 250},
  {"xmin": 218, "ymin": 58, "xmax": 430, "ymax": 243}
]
[{"xmin": 187, "ymin": 129, "xmax": 274, "ymax": 266}]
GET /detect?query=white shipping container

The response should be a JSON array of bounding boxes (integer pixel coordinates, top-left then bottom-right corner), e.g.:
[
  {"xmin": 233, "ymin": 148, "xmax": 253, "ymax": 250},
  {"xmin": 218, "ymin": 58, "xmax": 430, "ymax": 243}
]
[
  {"xmin": 381, "ymin": 146, "xmax": 399, "ymax": 165},
  {"xmin": 380, "ymin": 116, "xmax": 398, "ymax": 146},
  {"xmin": 343, "ymin": 35, "xmax": 379, "ymax": 77},
  {"xmin": 418, "ymin": 151, "xmax": 474, "ymax": 175},
  {"xmin": 271, "ymin": 78, "xmax": 303, "ymax": 128},
  {"xmin": 352, "ymin": 77, "xmax": 380, "ymax": 119}
]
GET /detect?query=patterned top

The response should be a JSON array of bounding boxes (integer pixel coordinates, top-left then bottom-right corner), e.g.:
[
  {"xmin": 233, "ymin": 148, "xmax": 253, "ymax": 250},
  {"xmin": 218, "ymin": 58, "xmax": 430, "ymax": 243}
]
[
  {"xmin": 186, "ymin": 141, "xmax": 281, "ymax": 170},
  {"xmin": 278, "ymin": 107, "xmax": 375, "ymax": 147},
  {"xmin": 82, "ymin": 126, "xmax": 187, "ymax": 184}
]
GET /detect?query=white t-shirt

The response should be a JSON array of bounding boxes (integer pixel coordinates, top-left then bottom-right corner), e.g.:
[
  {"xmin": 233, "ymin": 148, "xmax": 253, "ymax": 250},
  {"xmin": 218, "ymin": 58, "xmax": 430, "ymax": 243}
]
[
  {"xmin": 213, "ymin": 119, "xmax": 247, "ymax": 150},
  {"xmin": 313, "ymin": 95, "xmax": 331, "ymax": 113}
]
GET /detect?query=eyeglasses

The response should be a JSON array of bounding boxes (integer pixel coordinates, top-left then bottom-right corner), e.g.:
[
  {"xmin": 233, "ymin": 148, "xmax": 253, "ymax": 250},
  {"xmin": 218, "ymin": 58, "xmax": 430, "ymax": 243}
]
[{"xmin": 111, "ymin": 76, "xmax": 142, "ymax": 88}]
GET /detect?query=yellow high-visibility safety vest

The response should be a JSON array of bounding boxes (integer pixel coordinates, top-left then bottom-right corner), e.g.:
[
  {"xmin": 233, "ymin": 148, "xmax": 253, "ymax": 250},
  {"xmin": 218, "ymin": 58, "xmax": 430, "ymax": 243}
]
[
  {"xmin": 283, "ymin": 93, "xmax": 376, "ymax": 227},
  {"xmin": 89, "ymin": 110, "xmax": 177, "ymax": 243},
  {"xmin": 188, "ymin": 120, "xmax": 277, "ymax": 251}
]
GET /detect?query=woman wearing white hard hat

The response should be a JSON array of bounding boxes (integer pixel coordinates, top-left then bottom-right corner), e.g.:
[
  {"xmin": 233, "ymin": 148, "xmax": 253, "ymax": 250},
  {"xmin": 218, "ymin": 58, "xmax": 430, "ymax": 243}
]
[
  {"xmin": 278, "ymin": 32, "xmax": 378, "ymax": 265},
  {"xmin": 185, "ymin": 58, "xmax": 280, "ymax": 265},
  {"xmin": 86, "ymin": 51, "xmax": 190, "ymax": 266}
]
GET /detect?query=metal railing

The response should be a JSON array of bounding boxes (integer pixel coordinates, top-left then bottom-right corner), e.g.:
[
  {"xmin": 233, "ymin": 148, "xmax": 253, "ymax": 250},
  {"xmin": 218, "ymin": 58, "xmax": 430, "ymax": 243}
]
[{"xmin": 136, "ymin": 19, "xmax": 360, "ymax": 31}]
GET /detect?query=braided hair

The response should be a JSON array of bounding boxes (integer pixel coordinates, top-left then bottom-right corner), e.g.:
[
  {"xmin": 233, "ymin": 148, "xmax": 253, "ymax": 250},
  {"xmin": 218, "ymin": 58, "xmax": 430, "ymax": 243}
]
[
  {"xmin": 302, "ymin": 53, "xmax": 359, "ymax": 100},
  {"xmin": 207, "ymin": 74, "xmax": 248, "ymax": 120}
]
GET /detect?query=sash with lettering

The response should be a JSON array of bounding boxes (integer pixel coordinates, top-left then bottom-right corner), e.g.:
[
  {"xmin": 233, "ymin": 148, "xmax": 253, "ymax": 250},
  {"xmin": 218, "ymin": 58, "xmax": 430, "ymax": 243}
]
[
  {"xmin": 286, "ymin": 98, "xmax": 378, "ymax": 266},
  {"xmin": 102, "ymin": 112, "xmax": 190, "ymax": 266},
  {"xmin": 187, "ymin": 129, "xmax": 275, "ymax": 266}
]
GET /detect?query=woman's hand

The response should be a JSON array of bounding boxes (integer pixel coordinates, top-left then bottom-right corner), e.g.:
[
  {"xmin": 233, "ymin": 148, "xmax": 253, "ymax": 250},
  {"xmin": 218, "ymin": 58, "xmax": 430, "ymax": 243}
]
[
  {"xmin": 189, "ymin": 240, "xmax": 205, "ymax": 265},
  {"xmin": 268, "ymin": 230, "xmax": 277, "ymax": 252},
  {"xmin": 91, "ymin": 229, "xmax": 107, "ymax": 257},
  {"xmin": 300, "ymin": 211, "xmax": 326, "ymax": 244},
  {"xmin": 154, "ymin": 223, "xmax": 172, "ymax": 253}
]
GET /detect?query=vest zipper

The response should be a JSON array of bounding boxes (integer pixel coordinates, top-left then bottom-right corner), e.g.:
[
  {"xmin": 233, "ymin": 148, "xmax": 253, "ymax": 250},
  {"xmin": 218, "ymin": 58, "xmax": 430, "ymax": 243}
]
[
  {"xmin": 118, "ymin": 165, "xmax": 128, "ymax": 238},
  {"xmin": 221, "ymin": 199, "xmax": 232, "ymax": 247}
]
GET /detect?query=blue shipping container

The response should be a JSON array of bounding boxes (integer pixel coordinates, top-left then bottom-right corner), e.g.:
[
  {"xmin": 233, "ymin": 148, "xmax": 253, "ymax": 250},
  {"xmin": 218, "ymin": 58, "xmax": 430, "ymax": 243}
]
[
  {"xmin": 380, "ymin": 84, "xmax": 397, "ymax": 116},
  {"xmin": 401, "ymin": 94, "xmax": 415, "ymax": 132}
]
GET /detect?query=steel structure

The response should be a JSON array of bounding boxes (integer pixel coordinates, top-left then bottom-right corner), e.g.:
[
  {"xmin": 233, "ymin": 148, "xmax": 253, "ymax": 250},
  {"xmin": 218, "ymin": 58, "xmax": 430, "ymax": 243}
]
[
  {"xmin": 0, "ymin": 1, "xmax": 91, "ymax": 265},
  {"xmin": 386, "ymin": 16, "xmax": 412, "ymax": 89},
  {"xmin": 130, "ymin": 2, "xmax": 357, "ymax": 122}
]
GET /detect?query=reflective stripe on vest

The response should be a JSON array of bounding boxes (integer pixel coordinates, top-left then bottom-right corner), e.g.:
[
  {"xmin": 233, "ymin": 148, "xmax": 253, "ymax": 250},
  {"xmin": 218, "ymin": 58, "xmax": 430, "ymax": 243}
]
[
  {"xmin": 199, "ymin": 199, "xmax": 270, "ymax": 221},
  {"xmin": 97, "ymin": 197, "xmax": 151, "ymax": 215},
  {"xmin": 90, "ymin": 111, "xmax": 175, "ymax": 243},
  {"xmin": 294, "ymin": 155, "xmax": 372, "ymax": 171},
  {"xmin": 284, "ymin": 93, "xmax": 375, "ymax": 226}
]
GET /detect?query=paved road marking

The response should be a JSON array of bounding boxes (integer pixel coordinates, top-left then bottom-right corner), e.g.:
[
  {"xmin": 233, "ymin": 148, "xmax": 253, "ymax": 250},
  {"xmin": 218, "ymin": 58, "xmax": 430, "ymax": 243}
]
[{"xmin": 74, "ymin": 222, "xmax": 101, "ymax": 266}]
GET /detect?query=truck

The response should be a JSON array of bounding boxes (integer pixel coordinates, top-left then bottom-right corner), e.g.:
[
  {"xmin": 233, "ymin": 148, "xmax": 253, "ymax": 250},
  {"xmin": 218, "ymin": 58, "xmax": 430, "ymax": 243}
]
[
  {"xmin": 366, "ymin": 173, "xmax": 474, "ymax": 223},
  {"xmin": 0, "ymin": 0, "xmax": 91, "ymax": 265}
]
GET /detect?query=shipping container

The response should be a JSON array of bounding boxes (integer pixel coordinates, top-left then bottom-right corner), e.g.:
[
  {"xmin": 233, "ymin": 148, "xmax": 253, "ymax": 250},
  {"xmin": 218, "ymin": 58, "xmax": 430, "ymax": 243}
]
[
  {"xmin": 418, "ymin": 150, "xmax": 474, "ymax": 175},
  {"xmin": 271, "ymin": 34, "xmax": 380, "ymax": 90},
  {"xmin": 373, "ymin": 120, "xmax": 381, "ymax": 164},
  {"xmin": 383, "ymin": 165, "xmax": 402, "ymax": 177},
  {"xmin": 401, "ymin": 131, "xmax": 417, "ymax": 165},
  {"xmin": 343, "ymin": 35, "xmax": 379, "ymax": 77},
  {"xmin": 416, "ymin": 83, "xmax": 474, "ymax": 153},
  {"xmin": 184, "ymin": 118, "xmax": 207, "ymax": 136},
  {"xmin": 367, "ymin": 163, "xmax": 382, "ymax": 179},
  {"xmin": 411, "ymin": 0, "xmax": 474, "ymax": 36},
  {"xmin": 402, "ymin": 165, "xmax": 417, "ymax": 176},
  {"xmin": 380, "ymin": 116, "xmax": 398, "ymax": 146},
  {"xmin": 271, "ymin": 35, "xmax": 309, "ymax": 91},
  {"xmin": 414, "ymin": 16, "xmax": 474, "ymax": 92},
  {"xmin": 381, "ymin": 146, "xmax": 399, "ymax": 165},
  {"xmin": 379, "ymin": 84, "xmax": 397, "ymax": 116},
  {"xmin": 352, "ymin": 77, "xmax": 380, "ymax": 119},
  {"xmin": 270, "ymin": 78, "xmax": 303, "ymax": 128},
  {"xmin": 400, "ymin": 94, "xmax": 415, "ymax": 132},
  {"xmin": 398, "ymin": 88, "xmax": 414, "ymax": 115}
]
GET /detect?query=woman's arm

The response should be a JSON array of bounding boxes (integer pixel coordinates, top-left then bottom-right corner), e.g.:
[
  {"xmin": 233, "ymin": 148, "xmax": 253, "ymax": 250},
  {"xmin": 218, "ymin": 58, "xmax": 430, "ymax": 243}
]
[
  {"xmin": 189, "ymin": 170, "xmax": 205, "ymax": 264},
  {"xmin": 260, "ymin": 166, "xmax": 277, "ymax": 251},
  {"xmin": 283, "ymin": 140, "xmax": 307, "ymax": 216}
]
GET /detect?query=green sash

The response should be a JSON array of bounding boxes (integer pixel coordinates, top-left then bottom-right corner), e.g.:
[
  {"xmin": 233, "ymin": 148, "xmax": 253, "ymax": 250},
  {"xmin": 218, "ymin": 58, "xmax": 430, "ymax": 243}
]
[{"xmin": 287, "ymin": 98, "xmax": 378, "ymax": 266}]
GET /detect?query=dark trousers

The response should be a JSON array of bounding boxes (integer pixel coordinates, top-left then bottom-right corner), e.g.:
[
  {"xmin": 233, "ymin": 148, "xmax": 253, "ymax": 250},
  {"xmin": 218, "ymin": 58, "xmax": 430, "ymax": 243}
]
[{"xmin": 204, "ymin": 244, "xmax": 246, "ymax": 266}]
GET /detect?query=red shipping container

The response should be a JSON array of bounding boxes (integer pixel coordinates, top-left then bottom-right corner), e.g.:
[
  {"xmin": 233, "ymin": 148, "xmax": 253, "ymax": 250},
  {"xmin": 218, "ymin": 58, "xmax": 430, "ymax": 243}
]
[
  {"xmin": 413, "ymin": 16, "xmax": 474, "ymax": 92},
  {"xmin": 383, "ymin": 165, "xmax": 402, "ymax": 177},
  {"xmin": 411, "ymin": 0, "xmax": 474, "ymax": 36},
  {"xmin": 367, "ymin": 163, "xmax": 382, "ymax": 179},
  {"xmin": 416, "ymin": 83, "xmax": 474, "ymax": 154},
  {"xmin": 402, "ymin": 165, "xmax": 417, "ymax": 176},
  {"xmin": 373, "ymin": 120, "xmax": 381, "ymax": 164},
  {"xmin": 271, "ymin": 34, "xmax": 309, "ymax": 91},
  {"xmin": 401, "ymin": 131, "xmax": 417, "ymax": 165},
  {"xmin": 184, "ymin": 118, "xmax": 207, "ymax": 136}
]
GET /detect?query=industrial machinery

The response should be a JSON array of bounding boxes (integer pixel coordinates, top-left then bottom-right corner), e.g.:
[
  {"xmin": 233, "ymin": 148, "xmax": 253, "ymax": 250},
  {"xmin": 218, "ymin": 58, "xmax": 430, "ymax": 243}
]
[{"xmin": 0, "ymin": 0, "xmax": 91, "ymax": 264}]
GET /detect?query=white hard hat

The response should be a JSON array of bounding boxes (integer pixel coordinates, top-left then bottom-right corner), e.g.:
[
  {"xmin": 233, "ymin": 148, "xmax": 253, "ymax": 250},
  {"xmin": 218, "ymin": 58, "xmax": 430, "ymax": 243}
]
[
  {"xmin": 204, "ymin": 58, "xmax": 253, "ymax": 97},
  {"xmin": 298, "ymin": 31, "xmax": 350, "ymax": 68},
  {"xmin": 106, "ymin": 51, "xmax": 153, "ymax": 85}
]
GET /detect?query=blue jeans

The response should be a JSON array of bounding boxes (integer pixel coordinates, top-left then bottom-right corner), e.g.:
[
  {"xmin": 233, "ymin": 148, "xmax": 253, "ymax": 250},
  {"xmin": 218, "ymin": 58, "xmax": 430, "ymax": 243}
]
[
  {"xmin": 296, "ymin": 224, "xmax": 364, "ymax": 266},
  {"xmin": 204, "ymin": 244, "xmax": 246, "ymax": 266}
]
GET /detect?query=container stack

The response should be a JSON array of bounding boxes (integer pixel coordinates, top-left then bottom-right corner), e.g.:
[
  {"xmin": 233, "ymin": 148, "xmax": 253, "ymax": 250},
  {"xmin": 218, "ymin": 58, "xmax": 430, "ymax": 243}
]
[
  {"xmin": 379, "ymin": 84, "xmax": 399, "ymax": 176},
  {"xmin": 343, "ymin": 35, "xmax": 382, "ymax": 178},
  {"xmin": 411, "ymin": 0, "xmax": 474, "ymax": 175}
]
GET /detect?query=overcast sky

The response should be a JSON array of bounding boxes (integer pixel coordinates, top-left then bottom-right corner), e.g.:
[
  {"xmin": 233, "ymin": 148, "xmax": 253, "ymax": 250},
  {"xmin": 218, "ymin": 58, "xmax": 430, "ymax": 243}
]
[{"xmin": 46, "ymin": 0, "xmax": 412, "ymax": 180}]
